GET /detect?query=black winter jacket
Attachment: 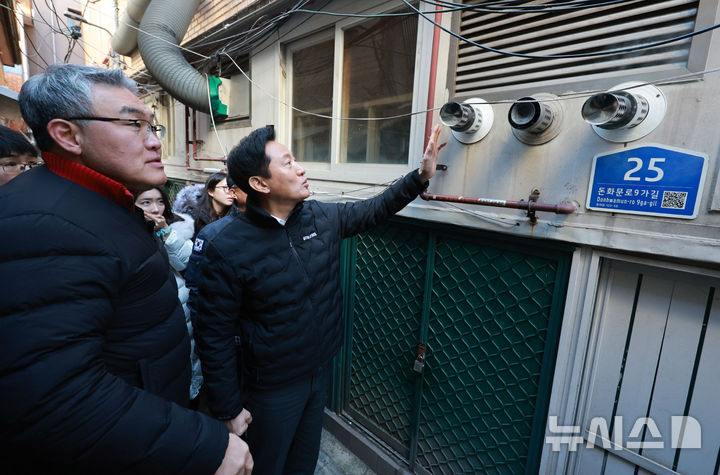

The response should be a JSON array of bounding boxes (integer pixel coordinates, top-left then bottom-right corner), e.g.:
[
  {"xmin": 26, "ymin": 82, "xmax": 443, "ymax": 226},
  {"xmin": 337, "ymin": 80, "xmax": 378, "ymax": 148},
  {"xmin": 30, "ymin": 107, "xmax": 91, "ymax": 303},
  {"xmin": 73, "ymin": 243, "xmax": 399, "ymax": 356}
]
[
  {"xmin": 0, "ymin": 166, "xmax": 228, "ymax": 474},
  {"xmin": 190, "ymin": 170, "xmax": 427, "ymax": 419}
]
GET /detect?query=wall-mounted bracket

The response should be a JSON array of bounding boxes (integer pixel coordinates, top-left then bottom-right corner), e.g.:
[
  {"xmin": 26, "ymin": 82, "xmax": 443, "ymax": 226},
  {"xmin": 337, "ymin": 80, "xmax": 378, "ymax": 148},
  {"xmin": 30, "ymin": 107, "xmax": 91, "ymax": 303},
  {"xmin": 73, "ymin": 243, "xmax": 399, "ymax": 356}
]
[{"xmin": 526, "ymin": 188, "xmax": 541, "ymax": 224}]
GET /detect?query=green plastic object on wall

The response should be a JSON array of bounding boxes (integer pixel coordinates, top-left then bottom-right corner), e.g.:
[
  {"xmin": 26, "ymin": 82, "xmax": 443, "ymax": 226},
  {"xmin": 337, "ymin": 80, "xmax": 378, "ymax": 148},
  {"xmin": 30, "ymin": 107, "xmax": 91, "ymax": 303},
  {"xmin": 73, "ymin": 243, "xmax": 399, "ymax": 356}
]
[{"xmin": 208, "ymin": 76, "xmax": 228, "ymax": 119}]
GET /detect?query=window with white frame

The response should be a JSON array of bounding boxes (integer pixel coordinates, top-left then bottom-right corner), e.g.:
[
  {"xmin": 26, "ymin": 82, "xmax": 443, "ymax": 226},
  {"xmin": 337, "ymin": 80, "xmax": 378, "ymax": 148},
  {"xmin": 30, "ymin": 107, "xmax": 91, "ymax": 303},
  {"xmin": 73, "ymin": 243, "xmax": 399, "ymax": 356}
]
[
  {"xmin": 287, "ymin": 8, "xmax": 419, "ymax": 177},
  {"xmin": 339, "ymin": 15, "xmax": 418, "ymax": 165},
  {"xmin": 291, "ymin": 34, "xmax": 334, "ymax": 164}
]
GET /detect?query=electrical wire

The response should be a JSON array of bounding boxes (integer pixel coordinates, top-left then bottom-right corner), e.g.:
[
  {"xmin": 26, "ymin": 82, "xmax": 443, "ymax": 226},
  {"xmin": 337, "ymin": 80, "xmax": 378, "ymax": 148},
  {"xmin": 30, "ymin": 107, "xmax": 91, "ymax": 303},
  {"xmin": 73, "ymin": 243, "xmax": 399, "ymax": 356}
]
[
  {"xmin": 432, "ymin": 200, "xmax": 522, "ymax": 228},
  {"xmin": 428, "ymin": 0, "xmax": 625, "ymax": 8},
  {"xmin": 190, "ymin": 0, "xmax": 308, "ymax": 49},
  {"xmin": 0, "ymin": 1, "xmax": 155, "ymax": 79},
  {"xmin": 291, "ymin": 0, "xmax": 632, "ymax": 18},
  {"xmin": 64, "ymin": 0, "xmax": 710, "ymax": 63},
  {"xmin": 69, "ymin": 0, "xmax": 691, "ymax": 63},
  {"xmin": 22, "ymin": 30, "xmax": 51, "ymax": 67},
  {"xmin": 30, "ymin": 0, "xmax": 71, "ymax": 61},
  {"xmin": 193, "ymin": 0, "xmax": 309, "ymax": 52},
  {"xmin": 81, "ymin": 0, "xmax": 101, "ymax": 17},
  {"xmin": 402, "ymin": 0, "xmax": 720, "ymax": 59},
  {"xmin": 218, "ymin": 14, "xmax": 273, "ymax": 51},
  {"xmin": 204, "ymin": 73, "xmax": 228, "ymax": 158},
  {"xmin": 60, "ymin": 0, "xmax": 212, "ymax": 60},
  {"xmin": 30, "ymin": 0, "xmax": 64, "ymax": 35},
  {"xmin": 44, "ymin": 0, "xmax": 69, "ymax": 34},
  {"xmin": 11, "ymin": 0, "xmax": 720, "ymax": 201},
  {"xmin": 23, "ymin": 0, "xmax": 82, "ymax": 64},
  {"xmin": 1, "ymin": 1, "xmax": 48, "ymax": 68},
  {"xmin": 224, "ymin": 52, "xmax": 442, "ymax": 121},
  {"xmin": 64, "ymin": 39, "xmax": 77, "ymax": 62},
  {"xmin": 312, "ymin": 178, "xmax": 402, "ymax": 198},
  {"xmin": 9, "ymin": 0, "xmax": 720, "ymax": 122},
  {"xmin": 223, "ymin": 50, "xmax": 720, "ymax": 122},
  {"xmin": 215, "ymin": 0, "xmax": 315, "ymax": 61},
  {"xmin": 419, "ymin": 0, "xmax": 634, "ymax": 14},
  {"xmin": 312, "ymin": 183, "xmax": 522, "ymax": 229},
  {"xmin": 17, "ymin": 40, "xmax": 48, "ymax": 69}
]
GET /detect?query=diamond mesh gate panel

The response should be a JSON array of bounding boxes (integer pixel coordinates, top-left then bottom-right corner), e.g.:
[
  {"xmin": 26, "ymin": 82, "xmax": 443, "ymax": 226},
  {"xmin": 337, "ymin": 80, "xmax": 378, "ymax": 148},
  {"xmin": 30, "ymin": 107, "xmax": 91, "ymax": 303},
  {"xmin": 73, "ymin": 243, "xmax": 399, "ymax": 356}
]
[
  {"xmin": 349, "ymin": 224, "xmax": 427, "ymax": 449},
  {"xmin": 418, "ymin": 237, "xmax": 558, "ymax": 474},
  {"xmin": 345, "ymin": 222, "xmax": 563, "ymax": 474}
]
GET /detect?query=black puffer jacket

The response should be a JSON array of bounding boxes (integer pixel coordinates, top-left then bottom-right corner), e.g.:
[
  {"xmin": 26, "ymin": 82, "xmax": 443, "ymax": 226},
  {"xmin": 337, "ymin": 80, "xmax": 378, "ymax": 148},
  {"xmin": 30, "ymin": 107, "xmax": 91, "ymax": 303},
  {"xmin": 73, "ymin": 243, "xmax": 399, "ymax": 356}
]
[
  {"xmin": 0, "ymin": 166, "xmax": 228, "ymax": 474},
  {"xmin": 190, "ymin": 171, "xmax": 427, "ymax": 419}
]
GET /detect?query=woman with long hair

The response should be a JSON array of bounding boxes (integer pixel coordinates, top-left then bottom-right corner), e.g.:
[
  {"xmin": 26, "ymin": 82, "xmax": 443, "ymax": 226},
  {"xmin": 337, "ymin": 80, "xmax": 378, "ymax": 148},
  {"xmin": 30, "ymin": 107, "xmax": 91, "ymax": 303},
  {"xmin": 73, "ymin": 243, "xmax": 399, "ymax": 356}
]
[
  {"xmin": 135, "ymin": 185, "xmax": 203, "ymax": 402},
  {"xmin": 194, "ymin": 172, "xmax": 234, "ymax": 238}
]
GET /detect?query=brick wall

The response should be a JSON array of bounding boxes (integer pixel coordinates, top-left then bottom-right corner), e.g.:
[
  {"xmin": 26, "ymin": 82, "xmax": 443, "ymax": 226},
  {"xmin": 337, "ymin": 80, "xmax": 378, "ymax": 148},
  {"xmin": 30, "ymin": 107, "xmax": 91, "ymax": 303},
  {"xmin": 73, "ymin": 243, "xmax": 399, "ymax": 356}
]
[{"xmin": 185, "ymin": 0, "xmax": 261, "ymax": 42}]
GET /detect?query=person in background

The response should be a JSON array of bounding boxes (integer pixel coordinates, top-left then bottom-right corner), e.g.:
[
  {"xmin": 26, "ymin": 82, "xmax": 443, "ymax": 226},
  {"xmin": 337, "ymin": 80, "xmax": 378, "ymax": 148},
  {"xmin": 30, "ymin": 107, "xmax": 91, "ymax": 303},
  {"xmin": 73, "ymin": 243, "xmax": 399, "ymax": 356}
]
[
  {"xmin": 0, "ymin": 63, "xmax": 252, "ymax": 474},
  {"xmin": 182, "ymin": 173, "xmax": 246, "ymax": 413},
  {"xmin": 173, "ymin": 182, "xmax": 205, "ymax": 219},
  {"xmin": 194, "ymin": 172, "xmax": 234, "ymax": 238},
  {"xmin": 226, "ymin": 174, "xmax": 247, "ymax": 212},
  {"xmin": 135, "ymin": 185, "xmax": 203, "ymax": 403},
  {"xmin": 0, "ymin": 125, "xmax": 39, "ymax": 186},
  {"xmin": 191, "ymin": 124, "xmax": 444, "ymax": 474}
]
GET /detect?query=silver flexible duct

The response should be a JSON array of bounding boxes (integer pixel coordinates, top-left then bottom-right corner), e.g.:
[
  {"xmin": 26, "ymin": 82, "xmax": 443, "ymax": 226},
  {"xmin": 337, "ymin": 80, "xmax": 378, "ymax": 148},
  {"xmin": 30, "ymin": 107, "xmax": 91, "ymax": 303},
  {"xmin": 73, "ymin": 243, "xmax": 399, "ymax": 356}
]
[
  {"xmin": 110, "ymin": 0, "xmax": 151, "ymax": 56},
  {"xmin": 137, "ymin": 0, "xmax": 225, "ymax": 116}
]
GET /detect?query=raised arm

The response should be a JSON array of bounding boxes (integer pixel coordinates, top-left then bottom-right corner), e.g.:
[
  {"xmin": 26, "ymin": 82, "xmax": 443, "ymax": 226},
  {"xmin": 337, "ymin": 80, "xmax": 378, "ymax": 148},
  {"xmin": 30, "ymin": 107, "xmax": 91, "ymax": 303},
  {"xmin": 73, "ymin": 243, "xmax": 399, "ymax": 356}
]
[{"xmin": 335, "ymin": 124, "xmax": 445, "ymax": 238}]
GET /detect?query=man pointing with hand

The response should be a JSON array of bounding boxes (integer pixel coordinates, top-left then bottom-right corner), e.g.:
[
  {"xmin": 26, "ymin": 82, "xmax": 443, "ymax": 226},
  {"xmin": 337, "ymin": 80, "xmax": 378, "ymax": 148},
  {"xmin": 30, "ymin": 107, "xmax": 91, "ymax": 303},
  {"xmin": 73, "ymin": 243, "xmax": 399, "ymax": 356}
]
[{"xmin": 190, "ymin": 124, "xmax": 445, "ymax": 474}]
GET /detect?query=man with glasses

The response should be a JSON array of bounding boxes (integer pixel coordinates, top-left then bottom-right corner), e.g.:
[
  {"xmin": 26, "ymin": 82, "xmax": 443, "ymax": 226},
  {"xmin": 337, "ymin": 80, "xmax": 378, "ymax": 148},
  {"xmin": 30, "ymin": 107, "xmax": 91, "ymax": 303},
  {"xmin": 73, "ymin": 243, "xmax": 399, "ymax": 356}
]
[
  {"xmin": 0, "ymin": 64, "xmax": 252, "ymax": 474},
  {"xmin": 0, "ymin": 125, "xmax": 38, "ymax": 186}
]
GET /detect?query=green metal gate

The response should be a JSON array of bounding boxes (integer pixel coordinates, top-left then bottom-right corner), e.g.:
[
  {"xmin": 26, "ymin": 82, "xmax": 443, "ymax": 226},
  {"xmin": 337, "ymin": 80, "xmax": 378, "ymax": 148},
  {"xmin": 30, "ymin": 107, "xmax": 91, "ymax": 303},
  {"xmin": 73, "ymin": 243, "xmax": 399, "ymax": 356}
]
[{"xmin": 331, "ymin": 218, "xmax": 571, "ymax": 474}]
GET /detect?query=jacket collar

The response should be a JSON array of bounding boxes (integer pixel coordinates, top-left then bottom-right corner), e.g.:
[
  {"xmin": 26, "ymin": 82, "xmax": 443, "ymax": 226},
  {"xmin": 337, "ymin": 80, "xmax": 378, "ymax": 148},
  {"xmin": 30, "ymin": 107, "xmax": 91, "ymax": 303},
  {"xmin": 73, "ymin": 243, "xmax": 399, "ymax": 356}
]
[
  {"xmin": 42, "ymin": 152, "xmax": 135, "ymax": 210},
  {"xmin": 245, "ymin": 196, "xmax": 304, "ymax": 227}
]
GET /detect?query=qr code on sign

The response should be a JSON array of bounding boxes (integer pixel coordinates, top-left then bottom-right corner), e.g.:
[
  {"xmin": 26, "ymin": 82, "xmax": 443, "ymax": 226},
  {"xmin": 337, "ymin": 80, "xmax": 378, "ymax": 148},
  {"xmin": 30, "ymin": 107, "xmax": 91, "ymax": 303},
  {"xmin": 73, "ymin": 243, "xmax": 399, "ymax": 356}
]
[{"xmin": 661, "ymin": 191, "xmax": 688, "ymax": 209}]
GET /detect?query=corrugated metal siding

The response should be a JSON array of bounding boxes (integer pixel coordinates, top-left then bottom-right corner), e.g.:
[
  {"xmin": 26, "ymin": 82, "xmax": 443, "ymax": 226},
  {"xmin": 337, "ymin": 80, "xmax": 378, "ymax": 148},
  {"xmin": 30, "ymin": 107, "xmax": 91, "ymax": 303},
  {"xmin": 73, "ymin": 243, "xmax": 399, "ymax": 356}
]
[
  {"xmin": 454, "ymin": 0, "xmax": 699, "ymax": 95},
  {"xmin": 573, "ymin": 260, "xmax": 720, "ymax": 474}
]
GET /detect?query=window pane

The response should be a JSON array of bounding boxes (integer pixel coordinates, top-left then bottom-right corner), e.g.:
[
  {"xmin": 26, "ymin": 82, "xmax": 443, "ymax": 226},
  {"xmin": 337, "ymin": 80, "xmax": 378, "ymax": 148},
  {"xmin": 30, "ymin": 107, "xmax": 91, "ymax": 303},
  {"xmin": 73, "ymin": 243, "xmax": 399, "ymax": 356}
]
[
  {"xmin": 219, "ymin": 55, "xmax": 250, "ymax": 119},
  {"xmin": 226, "ymin": 73, "xmax": 250, "ymax": 117},
  {"xmin": 341, "ymin": 15, "xmax": 418, "ymax": 164},
  {"xmin": 292, "ymin": 39, "xmax": 334, "ymax": 163}
]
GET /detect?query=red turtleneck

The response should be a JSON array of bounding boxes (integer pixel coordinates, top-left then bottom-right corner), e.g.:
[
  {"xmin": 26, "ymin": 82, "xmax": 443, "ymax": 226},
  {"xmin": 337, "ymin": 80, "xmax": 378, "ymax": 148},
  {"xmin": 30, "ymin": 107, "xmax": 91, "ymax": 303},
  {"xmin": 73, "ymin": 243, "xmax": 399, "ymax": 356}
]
[{"xmin": 42, "ymin": 152, "xmax": 136, "ymax": 210}]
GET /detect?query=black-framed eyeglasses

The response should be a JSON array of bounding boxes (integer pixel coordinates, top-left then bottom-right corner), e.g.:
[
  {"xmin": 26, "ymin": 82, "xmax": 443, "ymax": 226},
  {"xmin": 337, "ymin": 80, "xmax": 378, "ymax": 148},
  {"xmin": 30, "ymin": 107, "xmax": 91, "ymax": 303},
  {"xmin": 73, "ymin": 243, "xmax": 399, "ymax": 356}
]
[{"xmin": 66, "ymin": 117, "xmax": 166, "ymax": 140}]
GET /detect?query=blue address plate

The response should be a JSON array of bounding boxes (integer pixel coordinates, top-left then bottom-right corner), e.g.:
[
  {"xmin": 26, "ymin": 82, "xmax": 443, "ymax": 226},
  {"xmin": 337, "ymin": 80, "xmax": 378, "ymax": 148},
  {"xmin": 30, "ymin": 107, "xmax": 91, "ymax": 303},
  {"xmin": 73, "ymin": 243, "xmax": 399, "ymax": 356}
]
[{"xmin": 586, "ymin": 144, "xmax": 708, "ymax": 219}]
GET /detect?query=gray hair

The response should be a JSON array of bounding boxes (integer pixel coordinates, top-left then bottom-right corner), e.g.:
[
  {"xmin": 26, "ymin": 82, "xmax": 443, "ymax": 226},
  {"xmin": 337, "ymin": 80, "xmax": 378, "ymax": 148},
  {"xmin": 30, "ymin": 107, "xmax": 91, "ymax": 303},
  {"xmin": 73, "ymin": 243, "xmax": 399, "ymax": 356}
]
[{"xmin": 19, "ymin": 63, "xmax": 138, "ymax": 151}]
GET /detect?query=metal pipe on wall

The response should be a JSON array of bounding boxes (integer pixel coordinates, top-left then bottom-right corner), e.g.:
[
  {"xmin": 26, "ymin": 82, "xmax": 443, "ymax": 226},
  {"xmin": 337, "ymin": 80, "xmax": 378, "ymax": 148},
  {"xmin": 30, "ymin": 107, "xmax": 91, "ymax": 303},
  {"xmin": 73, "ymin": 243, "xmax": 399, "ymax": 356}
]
[
  {"xmin": 420, "ymin": 192, "xmax": 576, "ymax": 215},
  {"xmin": 184, "ymin": 105, "xmax": 227, "ymax": 173}
]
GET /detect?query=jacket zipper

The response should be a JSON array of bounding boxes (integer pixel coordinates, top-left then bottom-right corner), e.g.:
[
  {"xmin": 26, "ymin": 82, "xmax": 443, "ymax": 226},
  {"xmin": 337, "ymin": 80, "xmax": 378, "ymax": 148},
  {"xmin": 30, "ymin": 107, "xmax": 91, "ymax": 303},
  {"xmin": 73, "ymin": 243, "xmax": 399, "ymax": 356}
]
[{"xmin": 285, "ymin": 227, "xmax": 310, "ymax": 282}]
